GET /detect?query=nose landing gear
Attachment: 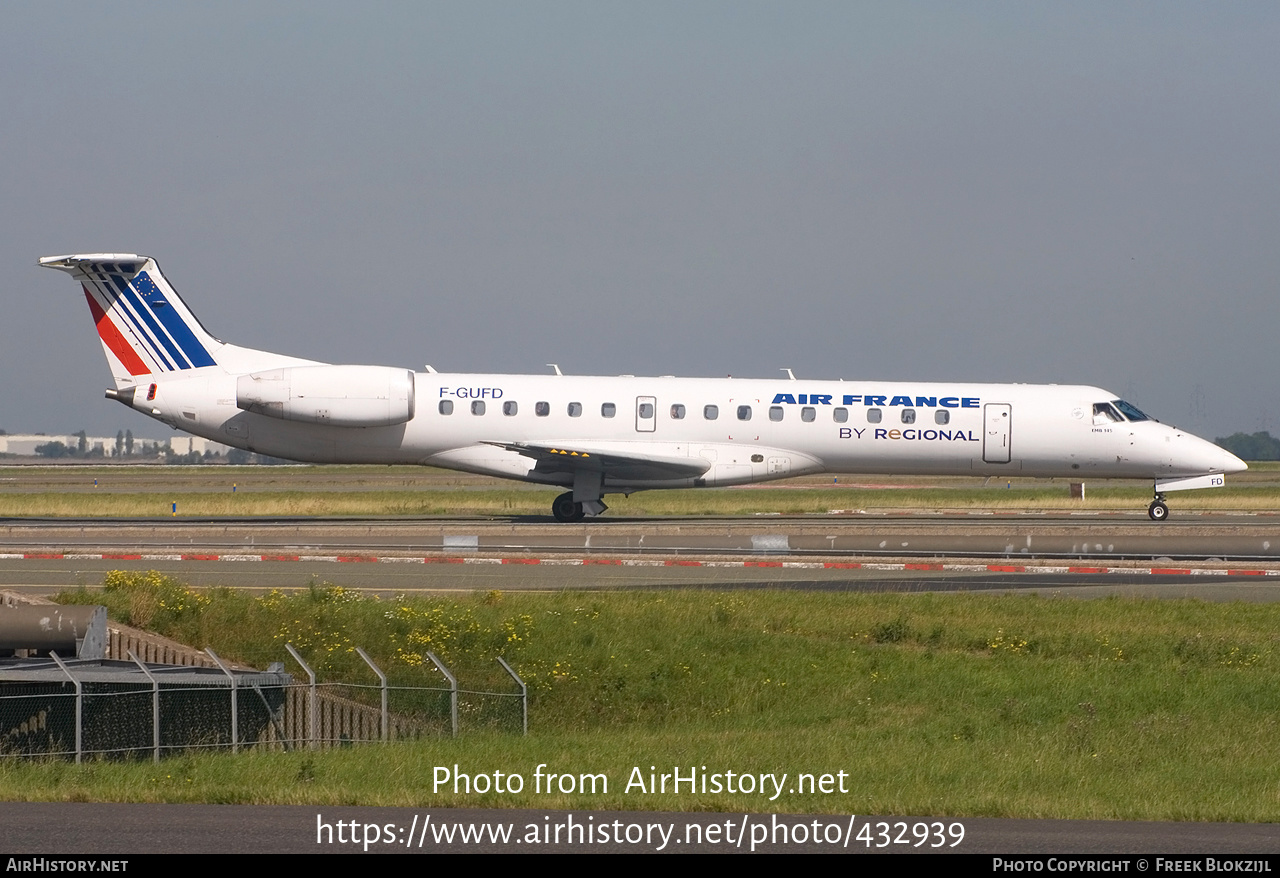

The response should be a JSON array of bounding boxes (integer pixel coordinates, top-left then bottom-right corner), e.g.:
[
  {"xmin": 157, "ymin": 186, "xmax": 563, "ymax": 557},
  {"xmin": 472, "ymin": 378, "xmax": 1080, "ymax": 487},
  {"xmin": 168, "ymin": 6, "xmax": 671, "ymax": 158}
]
[{"xmin": 1148, "ymin": 494, "xmax": 1169, "ymax": 521}]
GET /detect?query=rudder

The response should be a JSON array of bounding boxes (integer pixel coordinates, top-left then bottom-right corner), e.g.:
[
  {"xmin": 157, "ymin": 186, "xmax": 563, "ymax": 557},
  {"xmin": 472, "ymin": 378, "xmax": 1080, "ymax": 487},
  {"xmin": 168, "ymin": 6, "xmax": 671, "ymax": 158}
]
[{"xmin": 41, "ymin": 253, "xmax": 224, "ymax": 384}]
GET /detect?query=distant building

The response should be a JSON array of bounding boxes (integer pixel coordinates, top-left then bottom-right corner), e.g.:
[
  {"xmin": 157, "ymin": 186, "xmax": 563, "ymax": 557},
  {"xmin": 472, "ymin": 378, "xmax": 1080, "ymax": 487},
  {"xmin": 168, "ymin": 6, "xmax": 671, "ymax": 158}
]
[{"xmin": 0, "ymin": 433, "xmax": 232, "ymax": 458}]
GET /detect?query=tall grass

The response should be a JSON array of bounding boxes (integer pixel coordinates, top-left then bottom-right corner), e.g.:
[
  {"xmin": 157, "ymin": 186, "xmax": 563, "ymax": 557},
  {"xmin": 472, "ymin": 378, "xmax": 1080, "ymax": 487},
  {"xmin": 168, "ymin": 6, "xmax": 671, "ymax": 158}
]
[
  {"xmin": 2, "ymin": 484, "xmax": 1278, "ymax": 517},
  {"xmin": 24, "ymin": 577, "xmax": 1280, "ymax": 820}
]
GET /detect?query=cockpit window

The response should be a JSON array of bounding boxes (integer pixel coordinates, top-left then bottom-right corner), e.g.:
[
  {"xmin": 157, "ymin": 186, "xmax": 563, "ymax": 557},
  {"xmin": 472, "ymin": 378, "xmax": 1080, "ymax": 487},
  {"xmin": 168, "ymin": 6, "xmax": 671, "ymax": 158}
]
[
  {"xmin": 1092, "ymin": 402, "xmax": 1123, "ymax": 425},
  {"xmin": 1112, "ymin": 399, "xmax": 1150, "ymax": 422}
]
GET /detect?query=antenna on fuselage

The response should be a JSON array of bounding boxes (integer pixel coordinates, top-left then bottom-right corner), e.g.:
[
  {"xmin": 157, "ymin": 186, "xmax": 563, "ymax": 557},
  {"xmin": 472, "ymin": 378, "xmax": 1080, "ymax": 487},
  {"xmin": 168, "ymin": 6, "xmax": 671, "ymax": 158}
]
[
  {"xmin": 781, "ymin": 368, "xmax": 796, "ymax": 381},
  {"xmin": 546, "ymin": 364, "xmax": 564, "ymax": 376},
  {"xmin": 424, "ymin": 365, "xmax": 438, "ymax": 373}
]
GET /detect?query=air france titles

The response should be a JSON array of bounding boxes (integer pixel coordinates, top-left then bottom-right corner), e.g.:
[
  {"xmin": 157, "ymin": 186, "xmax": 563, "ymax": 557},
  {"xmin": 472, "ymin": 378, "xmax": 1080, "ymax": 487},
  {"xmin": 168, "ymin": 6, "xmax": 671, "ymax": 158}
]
[
  {"xmin": 770, "ymin": 391, "xmax": 983, "ymax": 443},
  {"xmin": 770, "ymin": 393, "xmax": 980, "ymax": 409}
]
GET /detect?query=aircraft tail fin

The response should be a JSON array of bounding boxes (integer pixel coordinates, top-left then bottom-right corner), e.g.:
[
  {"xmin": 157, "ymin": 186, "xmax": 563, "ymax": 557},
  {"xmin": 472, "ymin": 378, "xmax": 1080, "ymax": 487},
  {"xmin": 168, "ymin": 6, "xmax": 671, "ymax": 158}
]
[{"xmin": 40, "ymin": 254, "xmax": 224, "ymax": 385}]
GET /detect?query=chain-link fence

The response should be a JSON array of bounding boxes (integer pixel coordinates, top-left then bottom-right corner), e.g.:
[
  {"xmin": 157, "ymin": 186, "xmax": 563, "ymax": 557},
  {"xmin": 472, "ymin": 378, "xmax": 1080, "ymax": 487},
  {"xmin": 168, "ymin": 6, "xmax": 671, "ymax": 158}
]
[{"xmin": 0, "ymin": 646, "xmax": 526, "ymax": 762}]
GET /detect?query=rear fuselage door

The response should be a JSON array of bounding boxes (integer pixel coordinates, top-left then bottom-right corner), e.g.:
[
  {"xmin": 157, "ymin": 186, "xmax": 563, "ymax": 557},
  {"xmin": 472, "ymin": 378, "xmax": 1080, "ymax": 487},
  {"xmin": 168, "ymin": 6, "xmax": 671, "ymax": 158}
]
[
  {"xmin": 983, "ymin": 403, "xmax": 1012, "ymax": 463},
  {"xmin": 636, "ymin": 396, "xmax": 656, "ymax": 432}
]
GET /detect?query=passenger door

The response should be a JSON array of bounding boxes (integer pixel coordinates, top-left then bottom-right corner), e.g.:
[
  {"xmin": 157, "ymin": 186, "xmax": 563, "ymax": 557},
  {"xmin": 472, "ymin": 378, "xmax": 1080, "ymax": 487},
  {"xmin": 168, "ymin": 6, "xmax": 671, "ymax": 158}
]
[{"xmin": 983, "ymin": 403, "xmax": 1012, "ymax": 464}]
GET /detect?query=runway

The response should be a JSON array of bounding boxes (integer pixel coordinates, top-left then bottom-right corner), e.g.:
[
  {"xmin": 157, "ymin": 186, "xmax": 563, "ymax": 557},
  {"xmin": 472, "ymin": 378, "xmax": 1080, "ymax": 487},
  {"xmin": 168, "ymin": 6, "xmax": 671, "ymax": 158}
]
[
  {"xmin": 4, "ymin": 512, "xmax": 1280, "ymax": 561},
  {"xmin": 4, "ymin": 513, "xmax": 1280, "ymax": 601}
]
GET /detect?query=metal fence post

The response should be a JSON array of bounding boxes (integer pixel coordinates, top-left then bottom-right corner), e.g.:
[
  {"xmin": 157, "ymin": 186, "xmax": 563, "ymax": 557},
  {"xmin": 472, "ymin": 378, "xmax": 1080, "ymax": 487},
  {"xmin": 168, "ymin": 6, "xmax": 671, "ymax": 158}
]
[
  {"xmin": 355, "ymin": 647, "xmax": 388, "ymax": 742},
  {"xmin": 128, "ymin": 651, "xmax": 160, "ymax": 763},
  {"xmin": 49, "ymin": 653, "xmax": 81, "ymax": 763},
  {"xmin": 426, "ymin": 651, "xmax": 457, "ymax": 737},
  {"xmin": 496, "ymin": 657, "xmax": 528, "ymax": 737},
  {"xmin": 285, "ymin": 643, "xmax": 317, "ymax": 750},
  {"xmin": 205, "ymin": 648, "xmax": 238, "ymax": 754}
]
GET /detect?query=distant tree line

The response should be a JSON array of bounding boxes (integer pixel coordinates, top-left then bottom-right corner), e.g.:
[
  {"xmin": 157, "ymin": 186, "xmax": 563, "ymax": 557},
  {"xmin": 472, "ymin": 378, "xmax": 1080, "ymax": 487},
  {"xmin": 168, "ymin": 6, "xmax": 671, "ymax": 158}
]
[
  {"xmin": 1215, "ymin": 431, "xmax": 1280, "ymax": 461},
  {"xmin": 33, "ymin": 441, "xmax": 92, "ymax": 459},
  {"xmin": 34, "ymin": 430, "xmax": 103, "ymax": 459}
]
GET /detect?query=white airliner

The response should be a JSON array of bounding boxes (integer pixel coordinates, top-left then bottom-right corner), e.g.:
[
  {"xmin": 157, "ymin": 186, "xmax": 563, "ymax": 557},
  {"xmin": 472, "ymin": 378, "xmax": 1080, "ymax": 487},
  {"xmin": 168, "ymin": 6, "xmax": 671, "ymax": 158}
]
[{"xmin": 42, "ymin": 253, "xmax": 1246, "ymax": 522}]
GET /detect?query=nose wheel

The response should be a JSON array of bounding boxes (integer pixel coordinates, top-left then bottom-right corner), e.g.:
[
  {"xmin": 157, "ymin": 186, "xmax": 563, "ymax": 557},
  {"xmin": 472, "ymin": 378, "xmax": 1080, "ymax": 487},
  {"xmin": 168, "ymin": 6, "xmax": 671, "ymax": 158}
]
[
  {"xmin": 552, "ymin": 491, "xmax": 585, "ymax": 523},
  {"xmin": 1148, "ymin": 497, "xmax": 1169, "ymax": 521}
]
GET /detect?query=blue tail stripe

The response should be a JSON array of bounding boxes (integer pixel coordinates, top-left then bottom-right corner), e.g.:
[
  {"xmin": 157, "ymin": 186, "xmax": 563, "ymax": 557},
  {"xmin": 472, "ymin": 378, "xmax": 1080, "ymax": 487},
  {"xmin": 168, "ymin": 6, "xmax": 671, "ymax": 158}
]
[
  {"xmin": 110, "ymin": 274, "xmax": 190, "ymax": 369},
  {"xmin": 102, "ymin": 275, "xmax": 176, "ymax": 371},
  {"xmin": 93, "ymin": 275, "xmax": 175, "ymax": 371},
  {"xmin": 104, "ymin": 276, "xmax": 177, "ymax": 371},
  {"xmin": 134, "ymin": 272, "xmax": 216, "ymax": 368}
]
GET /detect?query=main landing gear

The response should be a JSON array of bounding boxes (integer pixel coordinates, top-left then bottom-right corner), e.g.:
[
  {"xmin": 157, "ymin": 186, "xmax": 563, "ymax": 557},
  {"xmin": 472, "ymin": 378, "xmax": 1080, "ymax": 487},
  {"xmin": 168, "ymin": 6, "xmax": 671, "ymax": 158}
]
[
  {"xmin": 552, "ymin": 491, "xmax": 585, "ymax": 523},
  {"xmin": 551, "ymin": 471, "xmax": 609, "ymax": 522},
  {"xmin": 1148, "ymin": 494, "xmax": 1169, "ymax": 521}
]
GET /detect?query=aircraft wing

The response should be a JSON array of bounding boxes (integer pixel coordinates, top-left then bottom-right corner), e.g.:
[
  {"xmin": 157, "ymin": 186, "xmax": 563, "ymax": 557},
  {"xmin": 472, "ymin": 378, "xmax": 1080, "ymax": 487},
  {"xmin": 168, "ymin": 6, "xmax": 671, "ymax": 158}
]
[{"xmin": 482, "ymin": 441, "xmax": 711, "ymax": 481}]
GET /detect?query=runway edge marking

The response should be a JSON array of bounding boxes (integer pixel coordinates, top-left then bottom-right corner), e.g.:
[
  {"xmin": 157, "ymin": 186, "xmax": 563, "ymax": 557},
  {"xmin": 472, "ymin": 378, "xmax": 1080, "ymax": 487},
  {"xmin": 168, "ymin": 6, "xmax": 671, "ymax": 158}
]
[{"xmin": 9, "ymin": 551, "xmax": 1278, "ymax": 577}]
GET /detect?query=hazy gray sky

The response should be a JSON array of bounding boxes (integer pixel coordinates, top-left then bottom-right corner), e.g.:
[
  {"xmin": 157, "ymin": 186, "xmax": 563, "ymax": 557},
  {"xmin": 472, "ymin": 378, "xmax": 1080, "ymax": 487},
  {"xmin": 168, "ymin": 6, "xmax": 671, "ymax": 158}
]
[{"xmin": 6, "ymin": 2, "xmax": 1278, "ymax": 438}]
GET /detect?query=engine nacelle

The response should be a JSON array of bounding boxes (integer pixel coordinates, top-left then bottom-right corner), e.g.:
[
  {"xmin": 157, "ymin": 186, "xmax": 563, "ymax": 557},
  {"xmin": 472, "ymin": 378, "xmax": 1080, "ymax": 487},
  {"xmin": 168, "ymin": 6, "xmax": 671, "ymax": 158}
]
[{"xmin": 236, "ymin": 365, "xmax": 415, "ymax": 427}]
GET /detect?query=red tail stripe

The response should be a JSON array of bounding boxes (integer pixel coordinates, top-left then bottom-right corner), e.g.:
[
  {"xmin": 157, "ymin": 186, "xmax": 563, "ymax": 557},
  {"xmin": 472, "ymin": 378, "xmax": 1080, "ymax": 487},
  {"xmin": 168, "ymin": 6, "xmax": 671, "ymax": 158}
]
[{"xmin": 84, "ymin": 285, "xmax": 149, "ymax": 376}]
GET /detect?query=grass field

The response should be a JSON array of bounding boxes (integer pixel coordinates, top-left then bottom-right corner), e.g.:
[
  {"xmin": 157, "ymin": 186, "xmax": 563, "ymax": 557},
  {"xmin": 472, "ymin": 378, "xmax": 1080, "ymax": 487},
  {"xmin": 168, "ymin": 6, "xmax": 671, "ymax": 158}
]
[
  {"xmin": 5, "ymin": 577, "xmax": 1278, "ymax": 820},
  {"xmin": 1, "ymin": 462, "xmax": 1278, "ymax": 516},
  {"xmin": 4, "ymin": 464, "xmax": 1278, "ymax": 819}
]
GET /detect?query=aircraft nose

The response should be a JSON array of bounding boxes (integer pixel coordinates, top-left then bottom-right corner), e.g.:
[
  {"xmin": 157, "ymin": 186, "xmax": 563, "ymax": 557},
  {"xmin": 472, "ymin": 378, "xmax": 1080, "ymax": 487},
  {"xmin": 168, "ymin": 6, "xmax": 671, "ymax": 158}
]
[
  {"xmin": 1194, "ymin": 435, "xmax": 1247, "ymax": 474},
  {"xmin": 1176, "ymin": 432, "xmax": 1247, "ymax": 475},
  {"xmin": 1220, "ymin": 447, "xmax": 1248, "ymax": 474}
]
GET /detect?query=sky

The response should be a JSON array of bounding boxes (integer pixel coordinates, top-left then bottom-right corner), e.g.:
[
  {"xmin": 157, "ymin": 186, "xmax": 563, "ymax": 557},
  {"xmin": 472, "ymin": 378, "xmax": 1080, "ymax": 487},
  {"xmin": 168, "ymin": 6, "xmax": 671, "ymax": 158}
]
[{"xmin": 4, "ymin": 2, "xmax": 1278, "ymax": 439}]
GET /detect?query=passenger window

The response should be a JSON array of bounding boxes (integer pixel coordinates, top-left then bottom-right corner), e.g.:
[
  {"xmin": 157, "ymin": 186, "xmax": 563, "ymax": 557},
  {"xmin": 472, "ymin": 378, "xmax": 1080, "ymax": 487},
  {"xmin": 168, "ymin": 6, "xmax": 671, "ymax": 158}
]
[
  {"xmin": 935, "ymin": 410, "xmax": 949, "ymax": 425},
  {"xmin": 769, "ymin": 406, "xmax": 784, "ymax": 422},
  {"xmin": 638, "ymin": 403, "xmax": 654, "ymax": 418},
  {"xmin": 471, "ymin": 400, "xmax": 485, "ymax": 416},
  {"xmin": 535, "ymin": 401, "xmax": 550, "ymax": 417},
  {"xmin": 901, "ymin": 408, "xmax": 916, "ymax": 424},
  {"xmin": 602, "ymin": 402, "xmax": 616, "ymax": 418},
  {"xmin": 568, "ymin": 402, "xmax": 582, "ymax": 417},
  {"xmin": 833, "ymin": 407, "xmax": 848, "ymax": 423},
  {"xmin": 737, "ymin": 405, "xmax": 752, "ymax": 421},
  {"xmin": 438, "ymin": 400, "xmax": 453, "ymax": 415},
  {"xmin": 867, "ymin": 408, "xmax": 883, "ymax": 424},
  {"xmin": 704, "ymin": 405, "xmax": 719, "ymax": 420},
  {"xmin": 503, "ymin": 401, "xmax": 518, "ymax": 416},
  {"xmin": 801, "ymin": 407, "xmax": 816, "ymax": 422},
  {"xmin": 671, "ymin": 404, "xmax": 686, "ymax": 419}
]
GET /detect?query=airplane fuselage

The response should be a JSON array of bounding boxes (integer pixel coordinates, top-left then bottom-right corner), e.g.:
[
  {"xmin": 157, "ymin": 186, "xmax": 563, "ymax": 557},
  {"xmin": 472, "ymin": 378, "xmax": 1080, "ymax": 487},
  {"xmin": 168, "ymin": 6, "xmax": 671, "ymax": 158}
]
[{"xmin": 144, "ymin": 371, "xmax": 1235, "ymax": 488}]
